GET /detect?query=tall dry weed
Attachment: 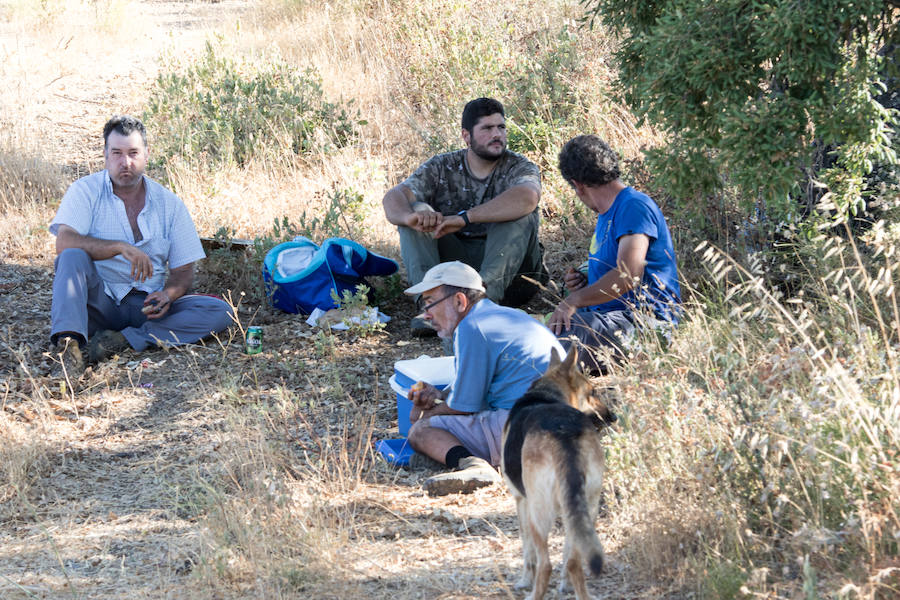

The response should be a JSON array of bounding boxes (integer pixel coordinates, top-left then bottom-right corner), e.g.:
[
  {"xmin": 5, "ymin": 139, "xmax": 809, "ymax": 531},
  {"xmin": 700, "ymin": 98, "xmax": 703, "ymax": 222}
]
[
  {"xmin": 0, "ymin": 135, "xmax": 66, "ymax": 259},
  {"xmin": 602, "ymin": 229, "xmax": 900, "ymax": 597},
  {"xmin": 0, "ymin": 344, "xmax": 57, "ymax": 524},
  {"xmin": 0, "ymin": 412, "xmax": 53, "ymax": 522},
  {"xmin": 181, "ymin": 375, "xmax": 382, "ymax": 595}
]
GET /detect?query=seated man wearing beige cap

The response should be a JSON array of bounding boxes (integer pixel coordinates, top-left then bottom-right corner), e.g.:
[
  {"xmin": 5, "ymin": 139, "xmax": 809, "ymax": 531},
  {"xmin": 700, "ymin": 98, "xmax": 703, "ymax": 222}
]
[{"xmin": 404, "ymin": 261, "xmax": 565, "ymax": 496}]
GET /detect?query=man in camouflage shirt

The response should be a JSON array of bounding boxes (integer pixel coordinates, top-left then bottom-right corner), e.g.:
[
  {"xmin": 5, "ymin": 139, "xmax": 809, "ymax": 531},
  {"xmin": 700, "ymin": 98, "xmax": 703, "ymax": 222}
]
[{"xmin": 383, "ymin": 98, "xmax": 548, "ymax": 335}]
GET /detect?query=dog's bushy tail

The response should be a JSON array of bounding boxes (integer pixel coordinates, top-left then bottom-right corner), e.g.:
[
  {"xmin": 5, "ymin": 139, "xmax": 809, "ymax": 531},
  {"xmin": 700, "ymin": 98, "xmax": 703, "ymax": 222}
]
[{"xmin": 561, "ymin": 454, "xmax": 605, "ymax": 575}]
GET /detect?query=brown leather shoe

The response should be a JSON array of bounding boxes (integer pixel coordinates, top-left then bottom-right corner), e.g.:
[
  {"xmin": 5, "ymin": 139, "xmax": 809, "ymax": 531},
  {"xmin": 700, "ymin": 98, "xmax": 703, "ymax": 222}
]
[
  {"xmin": 86, "ymin": 330, "xmax": 130, "ymax": 363},
  {"xmin": 52, "ymin": 336, "xmax": 85, "ymax": 380}
]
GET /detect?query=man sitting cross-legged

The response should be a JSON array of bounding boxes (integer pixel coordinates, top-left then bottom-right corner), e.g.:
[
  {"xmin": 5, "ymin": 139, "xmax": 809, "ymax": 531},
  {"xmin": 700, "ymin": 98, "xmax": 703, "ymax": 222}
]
[
  {"xmin": 382, "ymin": 97, "xmax": 549, "ymax": 336},
  {"xmin": 48, "ymin": 115, "xmax": 233, "ymax": 378}
]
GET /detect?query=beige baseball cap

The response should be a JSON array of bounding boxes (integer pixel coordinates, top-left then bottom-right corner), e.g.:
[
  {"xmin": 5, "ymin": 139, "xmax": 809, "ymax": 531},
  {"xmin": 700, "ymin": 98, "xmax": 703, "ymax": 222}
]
[{"xmin": 404, "ymin": 261, "xmax": 486, "ymax": 295}]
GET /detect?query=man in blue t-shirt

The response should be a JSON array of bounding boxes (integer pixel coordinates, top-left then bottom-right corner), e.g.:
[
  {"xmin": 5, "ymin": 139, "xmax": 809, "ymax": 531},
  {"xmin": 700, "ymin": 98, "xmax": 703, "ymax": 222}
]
[
  {"xmin": 404, "ymin": 261, "xmax": 565, "ymax": 496},
  {"xmin": 548, "ymin": 135, "xmax": 681, "ymax": 373}
]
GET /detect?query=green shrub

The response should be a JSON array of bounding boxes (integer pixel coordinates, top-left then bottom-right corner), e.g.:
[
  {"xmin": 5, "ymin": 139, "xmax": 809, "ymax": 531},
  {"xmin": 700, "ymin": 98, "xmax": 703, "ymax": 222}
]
[
  {"xmin": 581, "ymin": 0, "xmax": 898, "ymax": 234},
  {"xmin": 144, "ymin": 41, "xmax": 361, "ymax": 171},
  {"xmin": 504, "ymin": 27, "xmax": 591, "ymax": 161},
  {"xmin": 392, "ymin": 1, "xmax": 620, "ymax": 172}
]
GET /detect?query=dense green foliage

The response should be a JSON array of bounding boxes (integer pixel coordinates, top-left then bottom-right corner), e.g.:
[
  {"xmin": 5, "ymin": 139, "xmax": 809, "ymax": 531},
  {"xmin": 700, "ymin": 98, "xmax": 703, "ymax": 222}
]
[
  {"xmin": 144, "ymin": 42, "xmax": 360, "ymax": 171},
  {"xmin": 582, "ymin": 0, "xmax": 898, "ymax": 230}
]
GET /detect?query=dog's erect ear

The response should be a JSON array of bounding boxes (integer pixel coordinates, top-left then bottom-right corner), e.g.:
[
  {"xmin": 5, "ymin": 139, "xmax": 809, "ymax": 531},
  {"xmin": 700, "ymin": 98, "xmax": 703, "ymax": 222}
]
[
  {"xmin": 562, "ymin": 346, "xmax": 578, "ymax": 375},
  {"xmin": 548, "ymin": 347, "xmax": 564, "ymax": 370}
]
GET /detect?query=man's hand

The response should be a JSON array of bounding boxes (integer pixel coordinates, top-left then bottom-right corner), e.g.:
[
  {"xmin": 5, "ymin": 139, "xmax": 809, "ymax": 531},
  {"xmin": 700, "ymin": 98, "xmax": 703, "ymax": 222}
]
[
  {"xmin": 409, "ymin": 381, "xmax": 441, "ymax": 409},
  {"xmin": 432, "ymin": 215, "xmax": 466, "ymax": 239},
  {"xmin": 144, "ymin": 264, "xmax": 193, "ymax": 320},
  {"xmin": 142, "ymin": 290, "xmax": 172, "ymax": 320},
  {"xmin": 564, "ymin": 267, "xmax": 587, "ymax": 292},
  {"xmin": 409, "ymin": 381, "xmax": 442, "ymax": 424},
  {"xmin": 118, "ymin": 243, "xmax": 154, "ymax": 282},
  {"xmin": 548, "ymin": 298, "xmax": 577, "ymax": 336},
  {"xmin": 403, "ymin": 210, "xmax": 444, "ymax": 233},
  {"xmin": 56, "ymin": 226, "xmax": 152, "ymax": 282}
]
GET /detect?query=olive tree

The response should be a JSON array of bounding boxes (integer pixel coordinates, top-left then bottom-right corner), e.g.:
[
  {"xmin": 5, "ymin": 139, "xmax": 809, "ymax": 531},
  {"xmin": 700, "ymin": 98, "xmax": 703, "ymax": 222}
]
[{"xmin": 582, "ymin": 0, "xmax": 898, "ymax": 230}]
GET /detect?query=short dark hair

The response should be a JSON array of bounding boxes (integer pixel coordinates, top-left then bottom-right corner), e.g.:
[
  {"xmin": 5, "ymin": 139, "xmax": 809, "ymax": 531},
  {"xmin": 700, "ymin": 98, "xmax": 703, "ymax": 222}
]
[
  {"xmin": 461, "ymin": 98, "xmax": 504, "ymax": 133},
  {"xmin": 103, "ymin": 115, "xmax": 148, "ymax": 149},
  {"xmin": 442, "ymin": 284, "xmax": 486, "ymax": 304},
  {"xmin": 558, "ymin": 135, "xmax": 621, "ymax": 187}
]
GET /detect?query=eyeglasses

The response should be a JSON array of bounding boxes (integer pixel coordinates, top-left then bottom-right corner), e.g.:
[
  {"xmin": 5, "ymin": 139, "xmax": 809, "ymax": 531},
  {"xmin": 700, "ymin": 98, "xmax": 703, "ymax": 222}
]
[{"xmin": 421, "ymin": 292, "xmax": 457, "ymax": 313}]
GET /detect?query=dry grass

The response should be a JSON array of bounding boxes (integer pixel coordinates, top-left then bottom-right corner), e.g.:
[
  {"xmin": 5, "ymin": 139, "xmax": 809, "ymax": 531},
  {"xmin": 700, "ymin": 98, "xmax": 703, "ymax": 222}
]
[
  {"xmin": 594, "ymin": 233, "xmax": 900, "ymax": 598},
  {"xmin": 1, "ymin": 1, "xmax": 898, "ymax": 600},
  {"xmin": 0, "ymin": 133, "xmax": 66, "ymax": 260}
]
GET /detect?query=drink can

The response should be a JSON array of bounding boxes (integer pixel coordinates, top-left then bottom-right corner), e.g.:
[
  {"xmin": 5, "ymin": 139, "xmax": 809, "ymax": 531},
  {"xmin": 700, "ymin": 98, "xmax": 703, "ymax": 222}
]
[{"xmin": 246, "ymin": 326, "xmax": 263, "ymax": 355}]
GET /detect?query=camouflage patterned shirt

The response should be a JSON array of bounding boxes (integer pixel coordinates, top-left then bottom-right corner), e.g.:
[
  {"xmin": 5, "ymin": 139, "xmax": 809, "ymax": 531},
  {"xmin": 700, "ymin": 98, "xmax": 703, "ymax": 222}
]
[{"xmin": 400, "ymin": 149, "xmax": 541, "ymax": 237}]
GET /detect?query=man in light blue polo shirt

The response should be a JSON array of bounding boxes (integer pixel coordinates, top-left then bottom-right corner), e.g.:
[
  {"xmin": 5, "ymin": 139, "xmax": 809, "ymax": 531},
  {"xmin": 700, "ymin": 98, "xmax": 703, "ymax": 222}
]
[
  {"xmin": 49, "ymin": 115, "xmax": 233, "ymax": 378},
  {"xmin": 404, "ymin": 261, "xmax": 564, "ymax": 496}
]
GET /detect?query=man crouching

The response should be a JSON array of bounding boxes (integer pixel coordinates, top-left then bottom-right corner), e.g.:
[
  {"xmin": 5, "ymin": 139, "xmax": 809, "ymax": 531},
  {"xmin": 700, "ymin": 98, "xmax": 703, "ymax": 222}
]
[{"xmin": 404, "ymin": 261, "xmax": 564, "ymax": 496}]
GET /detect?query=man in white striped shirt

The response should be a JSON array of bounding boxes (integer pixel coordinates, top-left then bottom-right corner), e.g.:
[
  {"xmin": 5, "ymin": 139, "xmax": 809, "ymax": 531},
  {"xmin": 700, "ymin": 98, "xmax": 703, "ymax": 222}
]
[{"xmin": 49, "ymin": 115, "xmax": 233, "ymax": 378}]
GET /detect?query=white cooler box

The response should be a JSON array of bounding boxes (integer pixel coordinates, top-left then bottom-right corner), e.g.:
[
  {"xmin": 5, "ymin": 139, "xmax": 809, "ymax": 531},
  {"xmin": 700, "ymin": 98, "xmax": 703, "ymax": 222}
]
[{"xmin": 389, "ymin": 355, "xmax": 455, "ymax": 436}]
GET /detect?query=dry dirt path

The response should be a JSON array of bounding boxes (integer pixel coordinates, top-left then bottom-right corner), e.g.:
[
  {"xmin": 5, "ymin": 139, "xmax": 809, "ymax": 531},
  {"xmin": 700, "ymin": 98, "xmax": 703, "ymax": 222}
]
[{"xmin": 0, "ymin": 0, "xmax": 248, "ymax": 174}]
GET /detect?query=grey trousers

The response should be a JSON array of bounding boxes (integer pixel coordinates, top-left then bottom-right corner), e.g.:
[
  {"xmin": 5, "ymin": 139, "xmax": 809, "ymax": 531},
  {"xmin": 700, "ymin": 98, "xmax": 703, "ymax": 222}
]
[
  {"xmin": 398, "ymin": 209, "xmax": 544, "ymax": 303},
  {"xmin": 50, "ymin": 248, "xmax": 234, "ymax": 351}
]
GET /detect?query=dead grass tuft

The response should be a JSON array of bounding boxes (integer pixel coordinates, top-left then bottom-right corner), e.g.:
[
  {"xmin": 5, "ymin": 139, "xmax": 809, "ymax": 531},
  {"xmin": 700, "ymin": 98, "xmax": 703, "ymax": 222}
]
[
  {"xmin": 0, "ymin": 412, "xmax": 54, "ymax": 522},
  {"xmin": 0, "ymin": 135, "xmax": 66, "ymax": 259}
]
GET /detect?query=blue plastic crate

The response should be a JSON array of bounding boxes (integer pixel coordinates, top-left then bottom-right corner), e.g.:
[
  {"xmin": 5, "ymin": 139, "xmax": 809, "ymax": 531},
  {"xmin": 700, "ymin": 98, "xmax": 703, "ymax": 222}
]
[{"xmin": 374, "ymin": 438, "xmax": 414, "ymax": 466}]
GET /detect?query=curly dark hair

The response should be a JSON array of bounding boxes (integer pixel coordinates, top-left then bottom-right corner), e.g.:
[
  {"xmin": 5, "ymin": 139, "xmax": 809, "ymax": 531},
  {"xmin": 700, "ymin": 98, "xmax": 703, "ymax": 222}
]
[
  {"xmin": 461, "ymin": 98, "xmax": 505, "ymax": 133},
  {"xmin": 558, "ymin": 134, "xmax": 620, "ymax": 187},
  {"xmin": 102, "ymin": 115, "xmax": 147, "ymax": 149}
]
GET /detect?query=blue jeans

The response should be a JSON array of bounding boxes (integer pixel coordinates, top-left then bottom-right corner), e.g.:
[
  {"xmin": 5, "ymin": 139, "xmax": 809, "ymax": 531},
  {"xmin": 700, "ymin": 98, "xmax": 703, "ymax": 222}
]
[{"xmin": 557, "ymin": 308, "xmax": 637, "ymax": 374}]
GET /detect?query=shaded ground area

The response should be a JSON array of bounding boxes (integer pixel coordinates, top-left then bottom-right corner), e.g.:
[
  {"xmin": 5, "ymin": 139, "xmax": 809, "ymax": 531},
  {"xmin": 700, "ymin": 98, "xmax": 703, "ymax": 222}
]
[{"xmin": 1, "ymin": 258, "xmax": 672, "ymax": 599}]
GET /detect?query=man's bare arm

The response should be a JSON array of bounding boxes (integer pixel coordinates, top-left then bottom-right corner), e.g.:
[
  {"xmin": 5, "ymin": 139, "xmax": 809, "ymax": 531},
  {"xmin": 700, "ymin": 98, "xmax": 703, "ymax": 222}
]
[
  {"xmin": 466, "ymin": 183, "xmax": 540, "ymax": 223},
  {"xmin": 163, "ymin": 263, "xmax": 194, "ymax": 301},
  {"xmin": 548, "ymin": 233, "xmax": 650, "ymax": 335},
  {"xmin": 57, "ymin": 224, "xmax": 127, "ymax": 259},
  {"xmin": 432, "ymin": 183, "xmax": 540, "ymax": 238},
  {"xmin": 382, "ymin": 184, "xmax": 443, "ymax": 232},
  {"xmin": 416, "ymin": 399, "xmax": 471, "ymax": 421},
  {"xmin": 56, "ymin": 224, "xmax": 153, "ymax": 282},
  {"xmin": 143, "ymin": 263, "xmax": 194, "ymax": 320}
]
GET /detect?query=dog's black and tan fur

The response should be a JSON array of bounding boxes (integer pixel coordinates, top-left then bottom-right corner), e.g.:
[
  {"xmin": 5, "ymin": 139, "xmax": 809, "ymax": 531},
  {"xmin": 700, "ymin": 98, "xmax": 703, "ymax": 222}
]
[{"xmin": 502, "ymin": 348, "xmax": 616, "ymax": 600}]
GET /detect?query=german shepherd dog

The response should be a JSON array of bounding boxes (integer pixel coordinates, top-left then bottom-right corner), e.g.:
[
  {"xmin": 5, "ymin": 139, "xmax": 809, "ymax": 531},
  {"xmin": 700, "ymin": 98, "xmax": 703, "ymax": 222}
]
[{"xmin": 501, "ymin": 348, "xmax": 617, "ymax": 600}]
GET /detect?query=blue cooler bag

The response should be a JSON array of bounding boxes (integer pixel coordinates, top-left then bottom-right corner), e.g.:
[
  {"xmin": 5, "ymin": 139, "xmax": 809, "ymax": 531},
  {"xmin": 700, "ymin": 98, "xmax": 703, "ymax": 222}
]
[{"xmin": 263, "ymin": 236, "xmax": 398, "ymax": 314}]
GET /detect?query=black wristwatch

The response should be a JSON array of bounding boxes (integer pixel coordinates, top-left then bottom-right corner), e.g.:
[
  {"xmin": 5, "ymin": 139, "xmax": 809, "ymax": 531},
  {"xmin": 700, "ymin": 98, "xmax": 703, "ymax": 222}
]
[{"xmin": 457, "ymin": 210, "xmax": 470, "ymax": 226}]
